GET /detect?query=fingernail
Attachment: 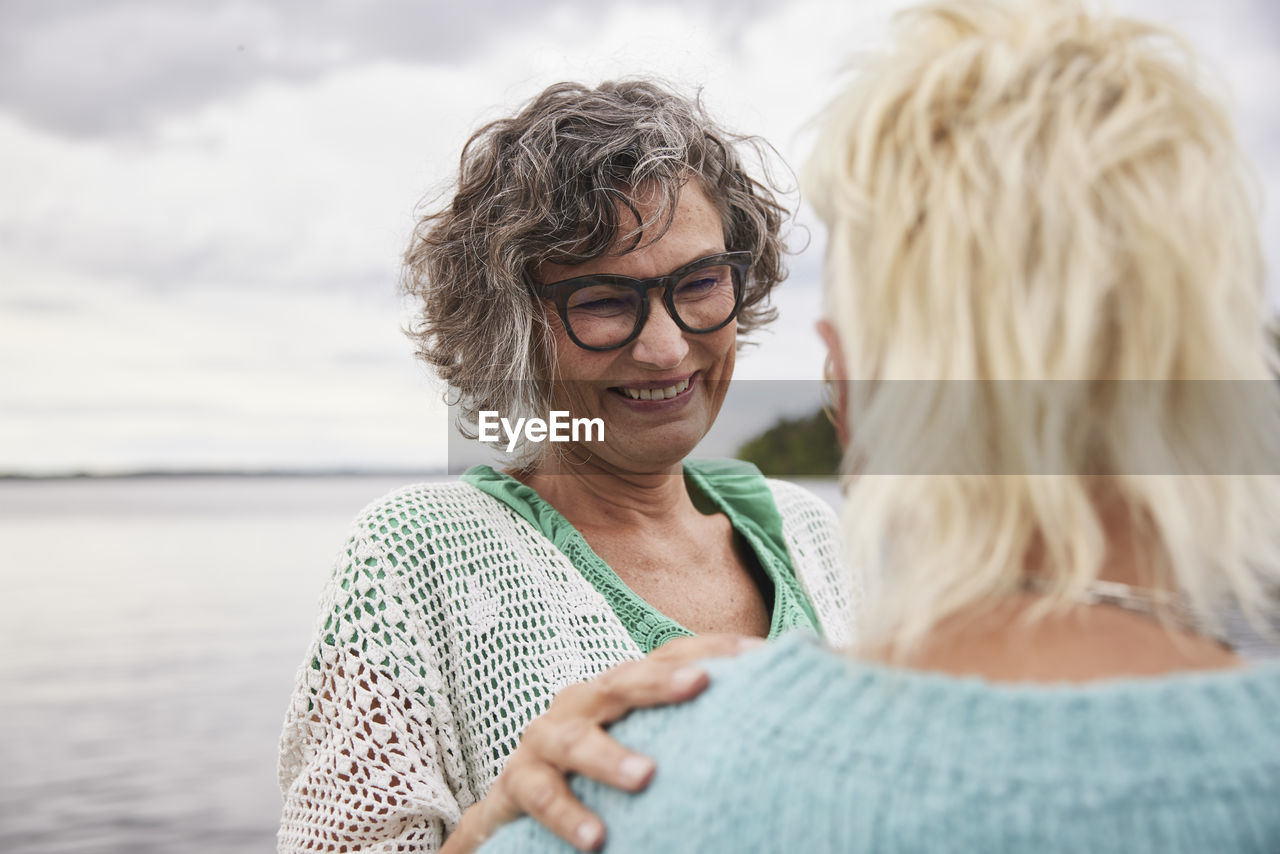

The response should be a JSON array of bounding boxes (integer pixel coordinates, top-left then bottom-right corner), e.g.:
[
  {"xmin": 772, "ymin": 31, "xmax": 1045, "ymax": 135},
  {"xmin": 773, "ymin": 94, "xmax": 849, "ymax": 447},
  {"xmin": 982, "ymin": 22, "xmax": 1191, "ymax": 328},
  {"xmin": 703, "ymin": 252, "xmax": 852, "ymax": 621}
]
[
  {"xmin": 671, "ymin": 666, "xmax": 704, "ymax": 691},
  {"xmin": 738, "ymin": 637, "xmax": 767, "ymax": 651},
  {"xmin": 619, "ymin": 754, "xmax": 654, "ymax": 785},
  {"xmin": 576, "ymin": 819, "xmax": 604, "ymax": 849}
]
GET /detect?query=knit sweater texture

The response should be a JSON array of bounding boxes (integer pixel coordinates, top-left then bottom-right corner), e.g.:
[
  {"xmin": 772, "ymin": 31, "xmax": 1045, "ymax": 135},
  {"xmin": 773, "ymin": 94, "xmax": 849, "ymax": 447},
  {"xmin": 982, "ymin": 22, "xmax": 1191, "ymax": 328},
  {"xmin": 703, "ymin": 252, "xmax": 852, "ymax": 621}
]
[
  {"xmin": 276, "ymin": 462, "xmax": 855, "ymax": 852},
  {"xmin": 486, "ymin": 634, "xmax": 1280, "ymax": 854}
]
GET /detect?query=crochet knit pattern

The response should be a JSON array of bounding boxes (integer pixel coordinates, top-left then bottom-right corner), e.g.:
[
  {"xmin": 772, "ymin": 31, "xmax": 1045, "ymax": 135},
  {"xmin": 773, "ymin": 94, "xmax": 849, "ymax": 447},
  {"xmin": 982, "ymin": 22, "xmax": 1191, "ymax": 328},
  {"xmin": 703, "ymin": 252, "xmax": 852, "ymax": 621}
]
[{"xmin": 277, "ymin": 473, "xmax": 854, "ymax": 852}]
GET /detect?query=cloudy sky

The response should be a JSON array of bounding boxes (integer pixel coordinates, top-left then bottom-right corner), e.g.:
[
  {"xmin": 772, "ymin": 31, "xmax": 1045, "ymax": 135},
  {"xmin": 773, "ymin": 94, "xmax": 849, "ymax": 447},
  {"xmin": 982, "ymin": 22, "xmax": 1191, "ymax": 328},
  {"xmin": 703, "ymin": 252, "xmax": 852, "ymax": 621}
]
[{"xmin": 2, "ymin": 0, "xmax": 1277, "ymax": 475}]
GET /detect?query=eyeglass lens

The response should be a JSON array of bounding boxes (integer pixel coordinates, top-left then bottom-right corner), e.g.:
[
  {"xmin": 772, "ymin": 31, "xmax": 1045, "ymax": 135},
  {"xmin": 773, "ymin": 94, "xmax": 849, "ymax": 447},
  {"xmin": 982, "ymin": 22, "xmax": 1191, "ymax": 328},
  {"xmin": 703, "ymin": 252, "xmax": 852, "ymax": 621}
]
[{"xmin": 564, "ymin": 263, "xmax": 739, "ymax": 349}]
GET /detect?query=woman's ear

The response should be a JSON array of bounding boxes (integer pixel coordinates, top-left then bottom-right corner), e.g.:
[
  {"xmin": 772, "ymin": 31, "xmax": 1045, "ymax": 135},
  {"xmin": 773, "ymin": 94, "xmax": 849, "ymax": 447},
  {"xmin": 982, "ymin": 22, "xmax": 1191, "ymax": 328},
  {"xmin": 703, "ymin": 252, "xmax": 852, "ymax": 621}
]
[
  {"xmin": 816, "ymin": 319, "xmax": 850, "ymax": 447},
  {"xmin": 815, "ymin": 320, "xmax": 847, "ymax": 383}
]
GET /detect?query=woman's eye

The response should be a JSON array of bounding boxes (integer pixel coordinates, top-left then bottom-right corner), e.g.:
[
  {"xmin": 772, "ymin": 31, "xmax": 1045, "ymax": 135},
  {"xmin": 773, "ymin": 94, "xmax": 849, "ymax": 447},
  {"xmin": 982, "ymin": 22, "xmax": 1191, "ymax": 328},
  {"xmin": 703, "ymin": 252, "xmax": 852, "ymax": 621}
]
[
  {"xmin": 573, "ymin": 298, "xmax": 628, "ymax": 314},
  {"xmin": 567, "ymin": 286, "xmax": 636, "ymax": 317},
  {"xmin": 675, "ymin": 272, "xmax": 727, "ymax": 298}
]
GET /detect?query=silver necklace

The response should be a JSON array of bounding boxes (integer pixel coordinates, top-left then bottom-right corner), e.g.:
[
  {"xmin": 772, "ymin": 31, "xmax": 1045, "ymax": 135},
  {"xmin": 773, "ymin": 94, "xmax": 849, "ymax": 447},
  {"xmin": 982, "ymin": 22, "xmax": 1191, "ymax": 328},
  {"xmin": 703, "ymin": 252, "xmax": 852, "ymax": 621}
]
[{"xmin": 1021, "ymin": 577, "xmax": 1226, "ymax": 644}]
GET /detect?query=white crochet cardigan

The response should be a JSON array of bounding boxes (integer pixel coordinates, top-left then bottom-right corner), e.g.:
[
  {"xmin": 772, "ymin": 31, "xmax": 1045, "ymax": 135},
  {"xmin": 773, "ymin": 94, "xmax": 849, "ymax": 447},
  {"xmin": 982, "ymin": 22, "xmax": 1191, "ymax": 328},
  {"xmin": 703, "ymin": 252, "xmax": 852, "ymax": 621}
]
[{"xmin": 277, "ymin": 475, "xmax": 855, "ymax": 852}]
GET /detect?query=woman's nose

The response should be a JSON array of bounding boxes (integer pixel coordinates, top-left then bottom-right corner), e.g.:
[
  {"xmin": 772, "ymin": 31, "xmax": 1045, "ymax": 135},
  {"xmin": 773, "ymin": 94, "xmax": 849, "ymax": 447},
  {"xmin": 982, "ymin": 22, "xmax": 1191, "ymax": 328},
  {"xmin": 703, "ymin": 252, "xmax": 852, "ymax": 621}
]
[{"xmin": 629, "ymin": 300, "xmax": 690, "ymax": 368}]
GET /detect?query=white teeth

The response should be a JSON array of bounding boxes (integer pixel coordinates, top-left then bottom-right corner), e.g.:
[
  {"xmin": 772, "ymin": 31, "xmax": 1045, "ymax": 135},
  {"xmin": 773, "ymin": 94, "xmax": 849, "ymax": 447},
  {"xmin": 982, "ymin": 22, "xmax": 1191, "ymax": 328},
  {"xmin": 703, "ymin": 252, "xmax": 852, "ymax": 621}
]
[{"xmin": 619, "ymin": 378, "xmax": 690, "ymax": 401}]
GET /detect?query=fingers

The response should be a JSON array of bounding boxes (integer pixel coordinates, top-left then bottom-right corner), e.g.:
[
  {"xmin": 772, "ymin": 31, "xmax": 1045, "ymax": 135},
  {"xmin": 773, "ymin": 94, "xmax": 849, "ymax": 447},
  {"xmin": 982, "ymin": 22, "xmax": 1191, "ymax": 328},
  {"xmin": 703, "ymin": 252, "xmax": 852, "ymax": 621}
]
[
  {"xmin": 548, "ymin": 634, "xmax": 768, "ymax": 724},
  {"xmin": 545, "ymin": 715, "xmax": 656, "ymax": 791},
  {"xmin": 468, "ymin": 636, "xmax": 772, "ymax": 851},
  {"xmin": 550, "ymin": 656, "xmax": 706, "ymax": 723},
  {"xmin": 501, "ymin": 758, "xmax": 607, "ymax": 851},
  {"xmin": 650, "ymin": 632, "xmax": 767, "ymax": 664}
]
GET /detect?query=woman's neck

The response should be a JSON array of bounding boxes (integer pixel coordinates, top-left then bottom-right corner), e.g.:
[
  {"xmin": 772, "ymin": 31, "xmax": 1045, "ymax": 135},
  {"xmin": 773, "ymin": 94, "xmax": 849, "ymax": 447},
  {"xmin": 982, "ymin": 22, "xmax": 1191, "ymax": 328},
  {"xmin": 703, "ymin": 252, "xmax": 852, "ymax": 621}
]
[
  {"xmin": 861, "ymin": 511, "xmax": 1244, "ymax": 681},
  {"xmin": 872, "ymin": 593, "xmax": 1242, "ymax": 682},
  {"xmin": 514, "ymin": 454, "xmax": 695, "ymax": 531}
]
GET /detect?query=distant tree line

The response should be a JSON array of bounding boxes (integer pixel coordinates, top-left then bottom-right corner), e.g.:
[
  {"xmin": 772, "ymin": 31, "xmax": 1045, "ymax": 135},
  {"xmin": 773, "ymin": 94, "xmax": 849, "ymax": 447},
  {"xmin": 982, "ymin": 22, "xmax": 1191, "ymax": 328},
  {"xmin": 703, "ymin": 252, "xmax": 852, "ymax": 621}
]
[{"xmin": 735, "ymin": 409, "xmax": 841, "ymax": 477}]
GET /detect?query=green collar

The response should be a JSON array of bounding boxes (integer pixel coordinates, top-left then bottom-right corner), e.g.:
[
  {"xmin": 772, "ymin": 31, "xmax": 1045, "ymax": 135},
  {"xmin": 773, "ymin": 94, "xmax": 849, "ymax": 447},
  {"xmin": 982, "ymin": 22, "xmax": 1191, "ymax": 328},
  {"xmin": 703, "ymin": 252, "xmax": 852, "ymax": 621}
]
[{"xmin": 462, "ymin": 459, "xmax": 821, "ymax": 652}]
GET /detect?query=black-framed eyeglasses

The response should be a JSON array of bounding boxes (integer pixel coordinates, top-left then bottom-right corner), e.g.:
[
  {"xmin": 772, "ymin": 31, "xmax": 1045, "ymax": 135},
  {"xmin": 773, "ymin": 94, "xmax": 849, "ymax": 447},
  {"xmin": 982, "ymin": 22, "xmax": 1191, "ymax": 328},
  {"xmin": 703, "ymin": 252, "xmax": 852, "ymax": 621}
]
[{"xmin": 532, "ymin": 251, "xmax": 752, "ymax": 352}]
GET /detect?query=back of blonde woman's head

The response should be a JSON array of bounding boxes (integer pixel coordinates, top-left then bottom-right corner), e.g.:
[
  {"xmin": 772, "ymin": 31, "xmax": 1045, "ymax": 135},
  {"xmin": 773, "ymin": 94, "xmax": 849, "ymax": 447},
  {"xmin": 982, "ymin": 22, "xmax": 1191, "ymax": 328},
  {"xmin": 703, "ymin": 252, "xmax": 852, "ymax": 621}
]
[{"xmin": 805, "ymin": 0, "xmax": 1280, "ymax": 651}]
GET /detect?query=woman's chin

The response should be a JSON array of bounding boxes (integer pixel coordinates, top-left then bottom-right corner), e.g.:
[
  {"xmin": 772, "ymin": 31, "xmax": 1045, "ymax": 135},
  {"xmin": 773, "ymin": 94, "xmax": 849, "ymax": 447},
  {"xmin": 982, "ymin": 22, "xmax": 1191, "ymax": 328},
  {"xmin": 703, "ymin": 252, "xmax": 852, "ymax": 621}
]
[
  {"xmin": 569, "ymin": 386, "xmax": 724, "ymax": 472},
  {"xmin": 591, "ymin": 434, "xmax": 706, "ymax": 473}
]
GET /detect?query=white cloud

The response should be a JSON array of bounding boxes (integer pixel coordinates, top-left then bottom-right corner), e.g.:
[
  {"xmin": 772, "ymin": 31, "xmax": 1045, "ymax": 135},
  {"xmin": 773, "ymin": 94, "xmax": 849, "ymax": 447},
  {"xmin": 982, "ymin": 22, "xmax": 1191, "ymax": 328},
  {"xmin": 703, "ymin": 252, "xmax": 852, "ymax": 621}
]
[
  {"xmin": 0, "ymin": 244, "xmax": 445, "ymax": 472},
  {"xmin": 0, "ymin": 0, "xmax": 794, "ymax": 136}
]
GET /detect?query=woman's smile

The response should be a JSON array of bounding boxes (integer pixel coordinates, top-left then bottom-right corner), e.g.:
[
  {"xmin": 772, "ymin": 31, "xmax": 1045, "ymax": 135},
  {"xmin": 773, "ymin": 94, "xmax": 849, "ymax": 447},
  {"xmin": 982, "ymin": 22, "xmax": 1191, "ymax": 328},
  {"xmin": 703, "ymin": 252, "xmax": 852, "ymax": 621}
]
[{"xmin": 609, "ymin": 372, "xmax": 696, "ymax": 404}]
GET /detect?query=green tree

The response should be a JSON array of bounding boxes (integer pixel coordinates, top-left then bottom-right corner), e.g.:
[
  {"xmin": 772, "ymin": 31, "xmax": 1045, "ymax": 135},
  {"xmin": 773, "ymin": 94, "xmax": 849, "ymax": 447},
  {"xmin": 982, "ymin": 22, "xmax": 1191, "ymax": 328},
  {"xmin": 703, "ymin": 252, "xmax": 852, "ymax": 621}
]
[{"xmin": 735, "ymin": 409, "xmax": 842, "ymax": 477}]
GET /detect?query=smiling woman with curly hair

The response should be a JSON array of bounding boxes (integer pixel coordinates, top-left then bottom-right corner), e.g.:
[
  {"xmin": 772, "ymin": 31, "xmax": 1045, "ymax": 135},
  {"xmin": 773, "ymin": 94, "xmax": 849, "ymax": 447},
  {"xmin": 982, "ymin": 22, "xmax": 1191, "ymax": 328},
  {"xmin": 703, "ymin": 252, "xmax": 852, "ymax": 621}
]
[
  {"xmin": 276, "ymin": 79, "xmax": 855, "ymax": 854},
  {"xmin": 404, "ymin": 81, "xmax": 789, "ymax": 449}
]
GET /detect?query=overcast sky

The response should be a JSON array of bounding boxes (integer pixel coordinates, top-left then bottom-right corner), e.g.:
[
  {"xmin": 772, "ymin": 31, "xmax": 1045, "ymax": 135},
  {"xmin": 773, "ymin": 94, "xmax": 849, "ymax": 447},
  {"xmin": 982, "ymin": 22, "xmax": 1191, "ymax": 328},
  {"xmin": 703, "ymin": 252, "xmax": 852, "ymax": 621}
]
[{"xmin": 2, "ymin": 0, "xmax": 1277, "ymax": 474}]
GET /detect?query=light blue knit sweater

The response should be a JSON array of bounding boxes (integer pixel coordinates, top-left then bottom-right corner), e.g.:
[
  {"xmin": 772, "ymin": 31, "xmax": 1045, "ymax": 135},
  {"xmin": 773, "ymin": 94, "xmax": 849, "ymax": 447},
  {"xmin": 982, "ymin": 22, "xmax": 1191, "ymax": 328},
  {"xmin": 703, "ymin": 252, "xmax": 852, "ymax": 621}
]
[{"xmin": 483, "ymin": 634, "xmax": 1280, "ymax": 853}]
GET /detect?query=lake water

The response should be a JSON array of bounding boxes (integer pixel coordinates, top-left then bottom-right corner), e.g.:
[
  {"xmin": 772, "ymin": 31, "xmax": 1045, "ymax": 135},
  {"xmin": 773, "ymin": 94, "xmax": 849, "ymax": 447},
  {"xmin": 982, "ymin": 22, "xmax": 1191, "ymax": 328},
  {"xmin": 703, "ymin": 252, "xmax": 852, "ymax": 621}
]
[{"xmin": 0, "ymin": 476, "xmax": 445, "ymax": 854}]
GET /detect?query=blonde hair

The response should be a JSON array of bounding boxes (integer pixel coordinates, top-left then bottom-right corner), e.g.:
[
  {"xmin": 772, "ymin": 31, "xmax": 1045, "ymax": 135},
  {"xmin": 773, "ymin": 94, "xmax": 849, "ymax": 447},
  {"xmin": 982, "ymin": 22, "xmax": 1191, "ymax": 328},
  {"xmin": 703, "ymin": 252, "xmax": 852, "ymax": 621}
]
[{"xmin": 805, "ymin": 0, "xmax": 1280, "ymax": 653}]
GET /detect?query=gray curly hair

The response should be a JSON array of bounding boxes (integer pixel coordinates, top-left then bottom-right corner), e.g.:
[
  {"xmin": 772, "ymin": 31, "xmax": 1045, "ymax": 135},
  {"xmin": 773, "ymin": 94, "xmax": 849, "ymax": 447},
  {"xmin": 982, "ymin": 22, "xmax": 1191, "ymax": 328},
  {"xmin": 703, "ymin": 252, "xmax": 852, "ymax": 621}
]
[{"xmin": 402, "ymin": 78, "xmax": 790, "ymax": 435}]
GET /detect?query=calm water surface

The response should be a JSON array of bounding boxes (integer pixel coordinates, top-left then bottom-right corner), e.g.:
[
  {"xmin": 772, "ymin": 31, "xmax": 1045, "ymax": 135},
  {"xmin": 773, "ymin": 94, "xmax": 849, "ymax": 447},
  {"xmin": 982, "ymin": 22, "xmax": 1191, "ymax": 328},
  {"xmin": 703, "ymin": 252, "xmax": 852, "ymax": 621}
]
[{"xmin": 0, "ymin": 476, "xmax": 435, "ymax": 854}]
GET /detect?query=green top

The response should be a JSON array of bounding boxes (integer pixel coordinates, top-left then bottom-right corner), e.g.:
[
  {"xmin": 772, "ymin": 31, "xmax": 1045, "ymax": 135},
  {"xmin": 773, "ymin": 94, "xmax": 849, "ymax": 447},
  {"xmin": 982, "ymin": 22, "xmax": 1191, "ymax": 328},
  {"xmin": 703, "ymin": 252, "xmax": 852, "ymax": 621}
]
[{"xmin": 462, "ymin": 458, "xmax": 822, "ymax": 653}]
